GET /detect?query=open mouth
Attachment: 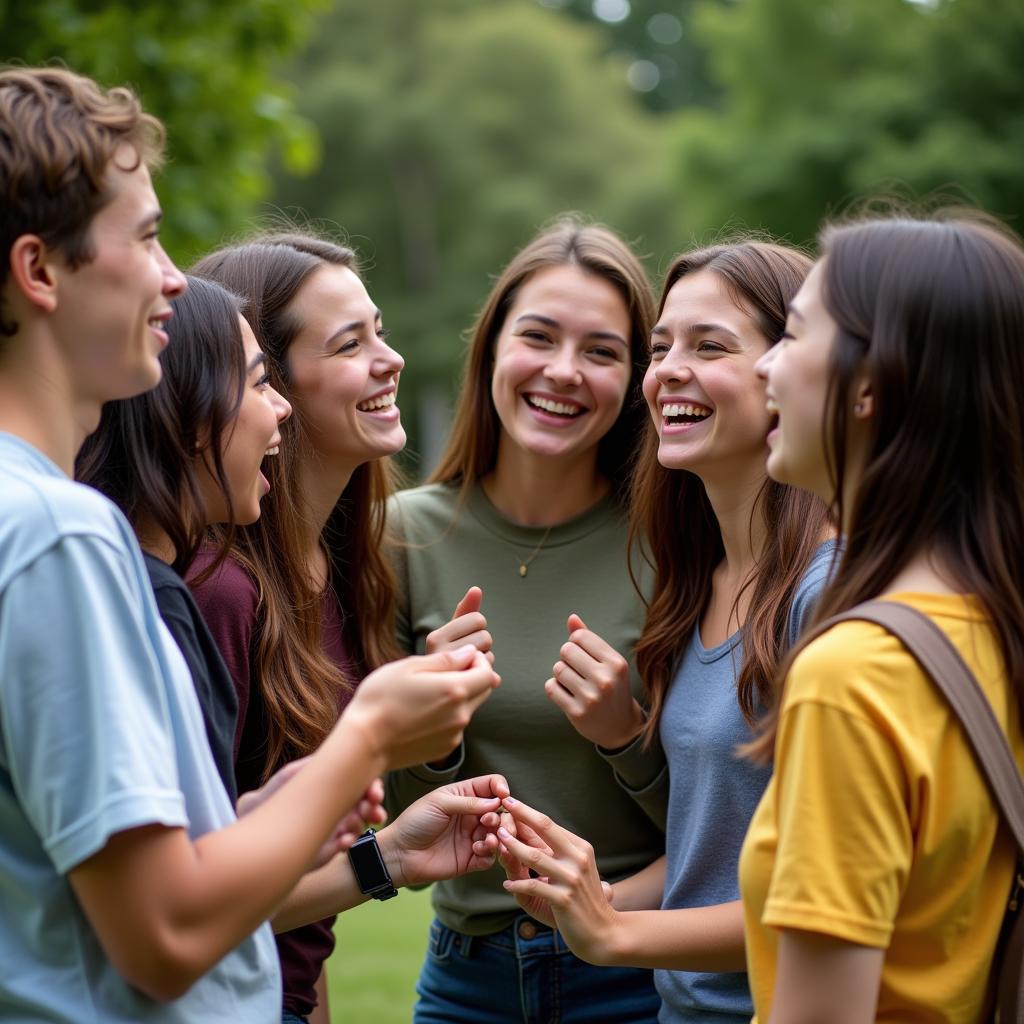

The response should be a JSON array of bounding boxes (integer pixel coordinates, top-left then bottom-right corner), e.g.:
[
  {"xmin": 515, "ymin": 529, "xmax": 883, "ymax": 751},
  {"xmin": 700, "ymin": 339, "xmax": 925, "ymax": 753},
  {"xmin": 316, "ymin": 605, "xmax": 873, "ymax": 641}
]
[
  {"xmin": 524, "ymin": 394, "xmax": 585, "ymax": 419},
  {"xmin": 357, "ymin": 392, "xmax": 396, "ymax": 413},
  {"xmin": 662, "ymin": 401, "xmax": 712, "ymax": 426}
]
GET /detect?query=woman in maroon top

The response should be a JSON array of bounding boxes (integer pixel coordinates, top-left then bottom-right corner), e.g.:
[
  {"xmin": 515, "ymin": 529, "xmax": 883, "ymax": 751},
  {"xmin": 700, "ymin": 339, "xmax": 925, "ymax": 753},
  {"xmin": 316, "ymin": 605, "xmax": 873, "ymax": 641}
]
[{"xmin": 193, "ymin": 232, "xmax": 488, "ymax": 1024}]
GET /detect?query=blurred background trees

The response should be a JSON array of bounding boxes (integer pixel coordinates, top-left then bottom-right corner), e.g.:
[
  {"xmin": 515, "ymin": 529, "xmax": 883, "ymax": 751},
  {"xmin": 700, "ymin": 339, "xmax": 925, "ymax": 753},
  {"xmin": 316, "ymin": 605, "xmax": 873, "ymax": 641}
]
[{"xmin": 4, "ymin": 0, "xmax": 1023, "ymax": 475}]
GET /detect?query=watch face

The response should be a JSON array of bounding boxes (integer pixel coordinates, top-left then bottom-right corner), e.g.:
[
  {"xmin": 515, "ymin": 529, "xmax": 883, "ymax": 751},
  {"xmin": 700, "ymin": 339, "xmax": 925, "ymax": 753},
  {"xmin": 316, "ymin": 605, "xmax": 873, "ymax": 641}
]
[{"xmin": 350, "ymin": 831, "xmax": 390, "ymax": 887}]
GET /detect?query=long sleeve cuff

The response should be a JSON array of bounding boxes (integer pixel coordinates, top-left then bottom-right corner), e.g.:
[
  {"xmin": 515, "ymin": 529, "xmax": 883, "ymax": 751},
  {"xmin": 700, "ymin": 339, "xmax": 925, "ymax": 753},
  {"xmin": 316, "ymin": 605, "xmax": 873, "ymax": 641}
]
[{"xmin": 597, "ymin": 732, "xmax": 667, "ymax": 795}]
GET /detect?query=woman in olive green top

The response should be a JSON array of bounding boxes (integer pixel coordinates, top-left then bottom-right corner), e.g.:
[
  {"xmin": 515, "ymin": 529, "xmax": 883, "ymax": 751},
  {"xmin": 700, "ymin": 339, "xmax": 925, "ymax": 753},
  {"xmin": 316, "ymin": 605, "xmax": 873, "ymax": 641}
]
[{"xmin": 387, "ymin": 217, "xmax": 667, "ymax": 1023}]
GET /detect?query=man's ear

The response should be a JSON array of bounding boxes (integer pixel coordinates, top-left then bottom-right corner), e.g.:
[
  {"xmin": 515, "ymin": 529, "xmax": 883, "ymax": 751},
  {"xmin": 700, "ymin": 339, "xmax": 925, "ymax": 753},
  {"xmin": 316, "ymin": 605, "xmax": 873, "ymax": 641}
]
[
  {"xmin": 852, "ymin": 375, "xmax": 874, "ymax": 420},
  {"xmin": 8, "ymin": 235, "xmax": 59, "ymax": 314}
]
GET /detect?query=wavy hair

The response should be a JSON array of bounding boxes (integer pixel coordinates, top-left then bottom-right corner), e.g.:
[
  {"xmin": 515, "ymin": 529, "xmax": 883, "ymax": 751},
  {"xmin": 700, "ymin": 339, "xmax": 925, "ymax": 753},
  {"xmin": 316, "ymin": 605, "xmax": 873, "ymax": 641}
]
[
  {"xmin": 631, "ymin": 241, "xmax": 832, "ymax": 744},
  {"xmin": 193, "ymin": 231, "xmax": 401, "ymax": 777},
  {"xmin": 748, "ymin": 212, "xmax": 1024, "ymax": 760}
]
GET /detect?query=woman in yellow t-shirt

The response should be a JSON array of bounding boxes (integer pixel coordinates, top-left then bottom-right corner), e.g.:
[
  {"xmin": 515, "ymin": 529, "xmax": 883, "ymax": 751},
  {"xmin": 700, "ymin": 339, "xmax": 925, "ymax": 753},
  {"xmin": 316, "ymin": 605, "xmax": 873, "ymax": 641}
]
[{"xmin": 739, "ymin": 213, "xmax": 1024, "ymax": 1023}]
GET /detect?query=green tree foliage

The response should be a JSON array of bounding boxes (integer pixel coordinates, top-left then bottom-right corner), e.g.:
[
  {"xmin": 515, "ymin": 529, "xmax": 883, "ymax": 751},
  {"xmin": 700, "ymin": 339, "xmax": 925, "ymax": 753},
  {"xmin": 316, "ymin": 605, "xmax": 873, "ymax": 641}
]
[
  {"xmin": 538, "ymin": 0, "xmax": 719, "ymax": 111},
  {"xmin": 670, "ymin": 0, "xmax": 1024, "ymax": 244},
  {"xmin": 1, "ymin": 0, "xmax": 324, "ymax": 261},
  {"xmin": 273, "ymin": 0, "xmax": 678, "ymax": 468}
]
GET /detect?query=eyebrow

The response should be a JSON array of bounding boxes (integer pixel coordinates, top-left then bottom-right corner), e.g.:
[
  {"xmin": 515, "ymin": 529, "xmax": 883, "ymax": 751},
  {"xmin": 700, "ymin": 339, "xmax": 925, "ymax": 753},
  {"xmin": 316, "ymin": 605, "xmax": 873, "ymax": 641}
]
[
  {"xmin": 650, "ymin": 321, "xmax": 741, "ymax": 342},
  {"xmin": 514, "ymin": 313, "xmax": 628, "ymax": 348},
  {"xmin": 324, "ymin": 309, "xmax": 382, "ymax": 347},
  {"xmin": 247, "ymin": 352, "xmax": 267, "ymax": 373}
]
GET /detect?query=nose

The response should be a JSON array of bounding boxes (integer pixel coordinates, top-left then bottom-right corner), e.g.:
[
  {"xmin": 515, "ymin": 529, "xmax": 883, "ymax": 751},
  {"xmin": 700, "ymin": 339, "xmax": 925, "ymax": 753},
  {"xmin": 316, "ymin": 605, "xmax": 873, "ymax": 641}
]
[
  {"xmin": 158, "ymin": 244, "xmax": 187, "ymax": 299},
  {"xmin": 653, "ymin": 348, "xmax": 693, "ymax": 385},
  {"xmin": 373, "ymin": 336, "xmax": 405, "ymax": 377},
  {"xmin": 269, "ymin": 385, "xmax": 292, "ymax": 424},
  {"xmin": 543, "ymin": 345, "xmax": 582, "ymax": 387},
  {"xmin": 754, "ymin": 344, "xmax": 777, "ymax": 381}
]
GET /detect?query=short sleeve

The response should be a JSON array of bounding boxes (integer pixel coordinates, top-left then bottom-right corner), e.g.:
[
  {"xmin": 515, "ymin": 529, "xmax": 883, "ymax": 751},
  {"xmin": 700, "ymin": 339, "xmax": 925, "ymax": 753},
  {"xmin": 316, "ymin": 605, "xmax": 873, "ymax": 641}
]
[
  {"xmin": 0, "ymin": 536, "xmax": 187, "ymax": 874},
  {"xmin": 763, "ymin": 695, "xmax": 911, "ymax": 948}
]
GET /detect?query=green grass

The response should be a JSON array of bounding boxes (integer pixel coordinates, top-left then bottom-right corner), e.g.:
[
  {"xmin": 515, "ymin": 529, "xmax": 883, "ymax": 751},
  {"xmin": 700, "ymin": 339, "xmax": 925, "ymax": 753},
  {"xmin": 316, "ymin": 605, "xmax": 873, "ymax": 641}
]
[{"xmin": 325, "ymin": 886, "xmax": 434, "ymax": 1022}]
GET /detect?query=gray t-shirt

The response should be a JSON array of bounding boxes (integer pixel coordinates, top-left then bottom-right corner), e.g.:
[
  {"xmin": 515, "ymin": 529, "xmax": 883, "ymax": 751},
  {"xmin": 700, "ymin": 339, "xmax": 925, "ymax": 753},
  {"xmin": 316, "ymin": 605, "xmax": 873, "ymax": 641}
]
[
  {"xmin": 0, "ymin": 433, "xmax": 279, "ymax": 1022},
  {"xmin": 655, "ymin": 540, "xmax": 836, "ymax": 1023}
]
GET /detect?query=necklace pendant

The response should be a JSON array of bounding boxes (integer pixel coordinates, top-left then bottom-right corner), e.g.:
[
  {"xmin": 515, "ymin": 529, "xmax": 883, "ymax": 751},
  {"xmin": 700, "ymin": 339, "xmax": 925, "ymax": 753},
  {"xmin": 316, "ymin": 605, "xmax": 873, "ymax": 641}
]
[{"xmin": 519, "ymin": 564, "xmax": 528, "ymax": 578}]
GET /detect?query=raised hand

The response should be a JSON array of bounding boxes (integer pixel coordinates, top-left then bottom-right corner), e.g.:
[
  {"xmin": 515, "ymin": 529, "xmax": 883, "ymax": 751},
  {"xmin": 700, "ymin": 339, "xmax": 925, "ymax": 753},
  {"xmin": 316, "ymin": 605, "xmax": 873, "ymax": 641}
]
[
  {"xmin": 426, "ymin": 586, "xmax": 494, "ymax": 664},
  {"xmin": 382, "ymin": 775, "xmax": 511, "ymax": 887},
  {"xmin": 545, "ymin": 613, "xmax": 645, "ymax": 749},
  {"xmin": 498, "ymin": 796, "xmax": 618, "ymax": 964},
  {"xmin": 237, "ymin": 761, "xmax": 387, "ymax": 868},
  {"xmin": 344, "ymin": 645, "xmax": 499, "ymax": 770}
]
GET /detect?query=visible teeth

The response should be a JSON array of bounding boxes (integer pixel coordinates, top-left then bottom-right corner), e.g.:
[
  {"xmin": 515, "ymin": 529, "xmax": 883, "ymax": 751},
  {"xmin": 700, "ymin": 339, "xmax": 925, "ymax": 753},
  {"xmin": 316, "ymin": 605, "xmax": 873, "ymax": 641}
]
[
  {"xmin": 357, "ymin": 392, "xmax": 396, "ymax": 412},
  {"xmin": 265, "ymin": 446, "xmax": 279, "ymax": 456},
  {"xmin": 663, "ymin": 403, "xmax": 711, "ymax": 419},
  {"xmin": 527, "ymin": 395, "xmax": 583, "ymax": 417},
  {"xmin": 765, "ymin": 398, "xmax": 779, "ymax": 414}
]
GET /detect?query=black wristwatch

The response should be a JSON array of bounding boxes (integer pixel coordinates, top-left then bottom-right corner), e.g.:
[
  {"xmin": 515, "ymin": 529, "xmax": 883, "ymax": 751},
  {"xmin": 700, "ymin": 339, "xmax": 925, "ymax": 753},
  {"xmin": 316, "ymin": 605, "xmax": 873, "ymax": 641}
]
[{"xmin": 347, "ymin": 828, "xmax": 399, "ymax": 901}]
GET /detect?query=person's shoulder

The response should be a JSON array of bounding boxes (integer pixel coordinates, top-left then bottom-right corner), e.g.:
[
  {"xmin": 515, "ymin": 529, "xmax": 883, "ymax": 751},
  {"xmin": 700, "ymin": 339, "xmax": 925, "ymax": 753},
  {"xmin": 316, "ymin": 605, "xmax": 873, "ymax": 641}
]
[
  {"xmin": 187, "ymin": 550, "xmax": 259, "ymax": 615},
  {"xmin": 0, "ymin": 464, "xmax": 133, "ymax": 586},
  {"xmin": 388, "ymin": 482, "xmax": 461, "ymax": 535}
]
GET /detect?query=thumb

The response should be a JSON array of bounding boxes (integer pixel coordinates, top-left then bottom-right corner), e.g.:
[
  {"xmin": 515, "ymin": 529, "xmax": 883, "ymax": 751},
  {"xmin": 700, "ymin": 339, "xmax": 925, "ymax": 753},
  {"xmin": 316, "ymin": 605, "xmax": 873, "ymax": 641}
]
[
  {"xmin": 567, "ymin": 612, "xmax": 587, "ymax": 634},
  {"xmin": 419, "ymin": 643, "xmax": 477, "ymax": 671},
  {"xmin": 453, "ymin": 586, "xmax": 483, "ymax": 618}
]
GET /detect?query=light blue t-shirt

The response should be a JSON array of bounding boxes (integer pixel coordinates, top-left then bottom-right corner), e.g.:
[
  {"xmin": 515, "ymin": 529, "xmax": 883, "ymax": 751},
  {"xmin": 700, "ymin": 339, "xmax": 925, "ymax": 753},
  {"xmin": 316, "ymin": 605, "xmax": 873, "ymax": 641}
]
[
  {"xmin": 655, "ymin": 540, "xmax": 836, "ymax": 1023},
  {"xmin": 0, "ymin": 433, "xmax": 280, "ymax": 1023}
]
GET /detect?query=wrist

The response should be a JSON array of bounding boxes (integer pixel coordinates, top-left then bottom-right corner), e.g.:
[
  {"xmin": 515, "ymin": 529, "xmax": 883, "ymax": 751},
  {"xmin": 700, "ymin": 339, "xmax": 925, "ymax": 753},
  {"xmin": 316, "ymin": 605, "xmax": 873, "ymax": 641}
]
[
  {"xmin": 377, "ymin": 828, "xmax": 408, "ymax": 890},
  {"xmin": 600, "ymin": 703, "xmax": 646, "ymax": 752},
  {"xmin": 336, "ymin": 704, "xmax": 389, "ymax": 778}
]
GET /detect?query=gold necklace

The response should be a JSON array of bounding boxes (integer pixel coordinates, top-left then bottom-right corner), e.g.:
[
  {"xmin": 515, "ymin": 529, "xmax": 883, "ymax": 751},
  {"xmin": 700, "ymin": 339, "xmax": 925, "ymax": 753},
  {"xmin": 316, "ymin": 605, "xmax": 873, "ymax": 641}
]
[{"xmin": 511, "ymin": 524, "xmax": 554, "ymax": 578}]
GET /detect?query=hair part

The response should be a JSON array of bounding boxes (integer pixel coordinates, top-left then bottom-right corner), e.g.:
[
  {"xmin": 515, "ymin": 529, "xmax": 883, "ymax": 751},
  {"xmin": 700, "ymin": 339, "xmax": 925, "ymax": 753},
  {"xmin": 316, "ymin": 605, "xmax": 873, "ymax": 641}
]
[
  {"xmin": 747, "ymin": 211, "xmax": 1024, "ymax": 761},
  {"xmin": 76, "ymin": 276, "xmax": 247, "ymax": 576},
  {"xmin": 193, "ymin": 230, "xmax": 403, "ymax": 778},
  {"xmin": 0, "ymin": 65, "xmax": 165, "ymax": 337},
  {"xmin": 428, "ymin": 214, "xmax": 656, "ymax": 504},
  {"xmin": 630, "ymin": 240, "xmax": 832, "ymax": 745}
]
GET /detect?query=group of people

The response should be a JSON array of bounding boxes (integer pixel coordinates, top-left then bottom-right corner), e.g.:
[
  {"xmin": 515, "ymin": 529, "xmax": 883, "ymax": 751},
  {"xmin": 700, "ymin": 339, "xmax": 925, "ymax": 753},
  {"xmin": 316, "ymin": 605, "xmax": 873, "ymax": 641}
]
[{"xmin": 1, "ymin": 64, "xmax": 1021, "ymax": 1024}]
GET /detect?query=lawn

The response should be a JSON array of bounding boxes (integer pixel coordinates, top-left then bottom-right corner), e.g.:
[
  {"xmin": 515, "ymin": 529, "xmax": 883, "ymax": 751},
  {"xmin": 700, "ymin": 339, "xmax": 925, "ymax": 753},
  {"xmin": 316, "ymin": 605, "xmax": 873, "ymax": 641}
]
[{"xmin": 325, "ymin": 886, "xmax": 434, "ymax": 1022}]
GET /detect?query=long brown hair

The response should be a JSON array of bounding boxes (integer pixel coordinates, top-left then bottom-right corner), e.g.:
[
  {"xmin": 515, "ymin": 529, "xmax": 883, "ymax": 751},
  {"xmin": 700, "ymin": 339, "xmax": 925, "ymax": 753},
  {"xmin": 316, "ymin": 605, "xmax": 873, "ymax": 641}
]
[
  {"xmin": 632, "ymin": 241, "xmax": 832, "ymax": 744},
  {"xmin": 76, "ymin": 275, "xmax": 246, "ymax": 577},
  {"xmin": 749, "ymin": 212, "xmax": 1024, "ymax": 761},
  {"xmin": 429, "ymin": 215, "xmax": 655, "ymax": 502},
  {"xmin": 193, "ymin": 232, "xmax": 402, "ymax": 777}
]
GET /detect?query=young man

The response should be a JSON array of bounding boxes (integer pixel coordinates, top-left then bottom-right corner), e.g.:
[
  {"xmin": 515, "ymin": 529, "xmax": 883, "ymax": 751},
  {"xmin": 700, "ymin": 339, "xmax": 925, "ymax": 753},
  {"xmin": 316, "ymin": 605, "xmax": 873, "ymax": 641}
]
[{"xmin": 0, "ymin": 66, "xmax": 498, "ymax": 1022}]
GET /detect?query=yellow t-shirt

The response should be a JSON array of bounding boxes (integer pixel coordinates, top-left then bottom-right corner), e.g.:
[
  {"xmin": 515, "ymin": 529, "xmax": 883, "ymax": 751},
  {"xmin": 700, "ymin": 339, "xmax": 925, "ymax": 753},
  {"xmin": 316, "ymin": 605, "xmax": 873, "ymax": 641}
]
[{"xmin": 739, "ymin": 592, "xmax": 1024, "ymax": 1023}]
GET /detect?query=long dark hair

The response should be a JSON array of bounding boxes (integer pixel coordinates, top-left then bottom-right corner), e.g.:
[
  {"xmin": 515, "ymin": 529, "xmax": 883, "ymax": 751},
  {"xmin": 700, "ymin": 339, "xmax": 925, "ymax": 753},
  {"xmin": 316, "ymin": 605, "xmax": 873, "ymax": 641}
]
[
  {"xmin": 749, "ymin": 212, "xmax": 1024, "ymax": 761},
  {"xmin": 76, "ymin": 275, "xmax": 246, "ymax": 577},
  {"xmin": 631, "ymin": 241, "xmax": 832, "ymax": 744},
  {"xmin": 192, "ymin": 231, "xmax": 402, "ymax": 778},
  {"xmin": 429, "ymin": 215, "xmax": 655, "ymax": 503}
]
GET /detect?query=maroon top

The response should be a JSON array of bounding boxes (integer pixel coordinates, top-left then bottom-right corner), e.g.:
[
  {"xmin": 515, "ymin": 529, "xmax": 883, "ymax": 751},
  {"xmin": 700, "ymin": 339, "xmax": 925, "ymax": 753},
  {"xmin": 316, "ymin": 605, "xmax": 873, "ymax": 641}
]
[{"xmin": 190, "ymin": 553, "xmax": 356, "ymax": 1018}]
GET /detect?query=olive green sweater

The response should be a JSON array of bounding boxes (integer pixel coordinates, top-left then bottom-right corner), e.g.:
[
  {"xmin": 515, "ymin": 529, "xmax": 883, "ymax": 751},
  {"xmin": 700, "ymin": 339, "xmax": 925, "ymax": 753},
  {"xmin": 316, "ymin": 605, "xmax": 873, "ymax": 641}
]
[{"xmin": 386, "ymin": 482, "xmax": 667, "ymax": 935}]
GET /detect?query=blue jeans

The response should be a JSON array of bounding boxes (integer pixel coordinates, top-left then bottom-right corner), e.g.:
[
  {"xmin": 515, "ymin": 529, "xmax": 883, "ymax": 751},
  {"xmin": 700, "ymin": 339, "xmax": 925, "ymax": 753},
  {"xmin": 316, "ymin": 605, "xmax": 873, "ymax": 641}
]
[
  {"xmin": 413, "ymin": 916, "xmax": 660, "ymax": 1024},
  {"xmin": 281, "ymin": 1014, "xmax": 308, "ymax": 1024}
]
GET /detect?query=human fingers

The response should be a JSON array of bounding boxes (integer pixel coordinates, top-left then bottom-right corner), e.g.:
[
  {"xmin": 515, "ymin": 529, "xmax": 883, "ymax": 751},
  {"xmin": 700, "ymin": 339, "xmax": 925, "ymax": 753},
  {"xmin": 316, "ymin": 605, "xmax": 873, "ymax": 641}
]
[
  {"xmin": 432, "ymin": 792, "xmax": 503, "ymax": 818},
  {"xmin": 452, "ymin": 586, "xmax": 483, "ymax": 618},
  {"xmin": 544, "ymin": 675, "xmax": 583, "ymax": 717},
  {"xmin": 426, "ymin": 617, "xmax": 491, "ymax": 655},
  {"xmin": 499, "ymin": 797, "xmax": 581, "ymax": 857},
  {"xmin": 566, "ymin": 613, "xmax": 625, "ymax": 667}
]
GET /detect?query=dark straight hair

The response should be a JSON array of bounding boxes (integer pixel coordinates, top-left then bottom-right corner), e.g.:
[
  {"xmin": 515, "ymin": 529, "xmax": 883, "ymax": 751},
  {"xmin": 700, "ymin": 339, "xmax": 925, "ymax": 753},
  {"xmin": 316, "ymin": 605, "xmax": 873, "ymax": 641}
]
[
  {"xmin": 193, "ymin": 231, "xmax": 402, "ymax": 778},
  {"xmin": 630, "ymin": 240, "xmax": 832, "ymax": 744},
  {"xmin": 76, "ymin": 274, "xmax": 246, "ymax": 576},
  {"xmin": 749, "ymin": 212, "xmax": 1024, "ymax": 761}
]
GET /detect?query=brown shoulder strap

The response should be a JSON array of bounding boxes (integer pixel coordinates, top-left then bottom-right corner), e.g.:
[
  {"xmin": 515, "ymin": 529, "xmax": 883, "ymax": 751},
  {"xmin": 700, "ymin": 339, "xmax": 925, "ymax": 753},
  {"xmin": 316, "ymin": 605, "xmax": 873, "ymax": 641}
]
[{"xmin": 800, "ymin": 600, "xmax": 1024, "ymax": 853}]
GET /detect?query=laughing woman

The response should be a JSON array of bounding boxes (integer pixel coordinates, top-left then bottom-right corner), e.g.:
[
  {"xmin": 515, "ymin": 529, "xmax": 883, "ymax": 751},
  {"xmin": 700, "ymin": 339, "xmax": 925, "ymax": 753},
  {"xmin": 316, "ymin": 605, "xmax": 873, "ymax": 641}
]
[
  {"xmin": 387, "ymin": 217, "xmax": 668, "ymax": 1024},
  {"xmin": 192, "ymin": 234, "xmax": 409, "ymax": 1024},
  {"xmin": 740, "ymin": 214, "xmax": 1024, "ymax": 1023}
]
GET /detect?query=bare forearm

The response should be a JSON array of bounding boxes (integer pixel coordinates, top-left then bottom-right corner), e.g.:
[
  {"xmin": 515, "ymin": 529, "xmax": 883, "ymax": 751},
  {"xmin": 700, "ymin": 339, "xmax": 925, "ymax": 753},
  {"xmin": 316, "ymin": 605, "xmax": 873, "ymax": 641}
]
[
  {"xmin": 593, "ymin": 900, "xmax": 746, "ymax": 972},
  {"xmin": 609, "ymin": 855, "xmax": 666, "ymax": 911}
]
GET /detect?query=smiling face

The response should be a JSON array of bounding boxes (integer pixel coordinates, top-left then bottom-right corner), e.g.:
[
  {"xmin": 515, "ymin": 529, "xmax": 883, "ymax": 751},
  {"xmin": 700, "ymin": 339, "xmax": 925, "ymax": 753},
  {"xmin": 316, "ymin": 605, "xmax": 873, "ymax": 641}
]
[
  {"xmin": 757, "ymin": 260, "xmax": 838, "ymax": 500},
  {"xmin": 52, "ymin": 148, "xmax": 186, "ymax": 406},
  {"xmin": 490, "ymin": 263, "xmax": 632, "ymax": 469},
  {"xmin": 643, "ymin": 269, "xmax": 772, "ymax": 478},
  {"xmin": 284, "ymin": 264, "xmax": 405, "ymax": 472},
  {"xmin": 198, "ymin": 315, "xmax": 292, "ymax": 525}
]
